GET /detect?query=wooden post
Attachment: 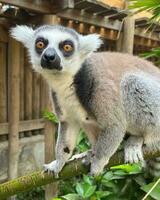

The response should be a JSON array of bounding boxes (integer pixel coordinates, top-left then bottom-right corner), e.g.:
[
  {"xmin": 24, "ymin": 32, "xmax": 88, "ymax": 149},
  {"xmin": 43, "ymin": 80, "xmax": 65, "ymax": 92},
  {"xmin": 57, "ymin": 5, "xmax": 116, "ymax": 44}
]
[
  {"xmin": 120, "ymin": 1, "xmax": 135, "ymax": 54},
  {"xmin": 8, "ymin": 37, "xmax": 20, "ymax": 199},
  {"xmin": 43, "ymin": 15, "xmax": 59, "ymax": 200},
  {"xmin": 121, "ymin": 16, "xmax": 135, "ymax": 54},
  {"xmin": 20, "ymin": 46, "xmax": 25, "ymax": 138},
  {"xmin": 24, "ymin": 53, "xmax": 33, "ymax": 137},
  {"xmin": 32, "ymin": 73, "xmax": 40, "ymax": 135},
  {"xmin": 0, "ymin": 41, "xmax": 7, "ymax": 141}
]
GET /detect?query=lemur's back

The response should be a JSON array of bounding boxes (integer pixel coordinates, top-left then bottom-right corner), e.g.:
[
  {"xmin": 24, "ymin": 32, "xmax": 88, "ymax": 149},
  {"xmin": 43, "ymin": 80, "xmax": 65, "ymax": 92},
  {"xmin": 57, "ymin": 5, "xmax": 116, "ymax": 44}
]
[
  {"xmin": 89, "ymin": 52, "xmax": 160, "ymax": 87},
  {"xmin": 77, "ymin": 51, "xmax": 160, "ymax": 131}
]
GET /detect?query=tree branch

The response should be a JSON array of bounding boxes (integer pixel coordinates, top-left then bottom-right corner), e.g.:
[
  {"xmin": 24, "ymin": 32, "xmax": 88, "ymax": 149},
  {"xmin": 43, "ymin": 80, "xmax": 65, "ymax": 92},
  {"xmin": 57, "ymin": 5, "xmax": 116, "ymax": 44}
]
[{"xmin": 0, "ymin": 146, "xmax": 160, "ymax": 199}]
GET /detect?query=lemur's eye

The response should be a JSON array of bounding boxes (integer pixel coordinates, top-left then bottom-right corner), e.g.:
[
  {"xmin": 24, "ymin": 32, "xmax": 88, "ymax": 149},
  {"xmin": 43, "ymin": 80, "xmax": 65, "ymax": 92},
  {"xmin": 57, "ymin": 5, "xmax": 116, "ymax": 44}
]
[
  {"xmin": 59, "ymin": 40, "xmax": 74, "ymax": 57},
  {"xmin": 35, "ymin": 37, "xmax": 48, "ymax": 54},
  {"xmin": 63, "ymin": 44, "xmax": 73, "ymax": 52},
  {"xmin": 36, "ymin": 41, "xmax": 45, "ymax": 49}
]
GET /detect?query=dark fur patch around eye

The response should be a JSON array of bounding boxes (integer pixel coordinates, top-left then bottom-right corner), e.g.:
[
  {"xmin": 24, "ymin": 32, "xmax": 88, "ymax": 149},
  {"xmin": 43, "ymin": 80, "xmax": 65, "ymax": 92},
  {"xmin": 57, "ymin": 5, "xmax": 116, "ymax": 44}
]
[
  {"xmin": 63, "ymin": 147, "xmax": 70, "ymax": 153},
  {"xmin": 59, "ymin": 40, "xmax": 74, "ymax": 57},
  {"xmin": 35, "ymin": 37, "xmax": 48, "ymax": 54}
]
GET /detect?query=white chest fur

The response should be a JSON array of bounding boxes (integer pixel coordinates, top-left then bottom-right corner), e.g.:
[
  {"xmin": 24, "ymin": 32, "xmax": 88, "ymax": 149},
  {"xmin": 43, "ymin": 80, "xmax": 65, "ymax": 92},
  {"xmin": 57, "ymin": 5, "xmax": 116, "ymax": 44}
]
[{"xmin": 43, "ymin": 71, "xmax": 88, "ymax": 124}]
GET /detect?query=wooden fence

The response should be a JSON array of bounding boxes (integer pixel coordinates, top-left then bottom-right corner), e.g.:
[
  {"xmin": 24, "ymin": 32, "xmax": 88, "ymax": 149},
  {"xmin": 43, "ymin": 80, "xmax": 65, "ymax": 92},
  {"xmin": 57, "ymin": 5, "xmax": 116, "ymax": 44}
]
[{"xmin": 0, "ymin": 30, "xmax": 46, "ymax": 141}]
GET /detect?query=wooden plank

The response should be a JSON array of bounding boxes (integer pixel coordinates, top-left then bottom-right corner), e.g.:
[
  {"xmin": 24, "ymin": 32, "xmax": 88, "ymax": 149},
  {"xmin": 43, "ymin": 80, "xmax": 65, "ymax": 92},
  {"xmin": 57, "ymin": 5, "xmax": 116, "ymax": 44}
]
[
  {"xmin": 8, "ymin": 38, "xmax": 20, "ymax": 183},
  {"xmin": 0, "ymin": 27, "xmax": 8, "ymax": 43},
  {"xmin": 24, "ymin": 53, "xmax": 32, "ymax": 137},
  {"xmin": 0, "ymin": 0, "xmax": 57, "ymax": 14},
  {"xmin": 0, "ymin": 42, "xmax": 7, "ymax": 123},
  {"xmin": 0, "ymin": 42, "xmax": 8, "ymax": 141},
  {"xmin": 98, "ymin": 0, "xmax": 125, "ymax": 9},
  {"xmin": 32, "ymin": 73, "xmax": 40, "ymax": 135},
  {"xmin": 0, "ymin": 119, "xmax": 45, "ymax": 135},
  {"xmin": 135, "ymin": 27, "xmax": 160, "ymax": 41},
  {"xmin": 19, "ymin": 46, "xmax": 25, "ymax": 138},
  {"xmin": 58, "ymin": 9, "xmax": 160, "ymax": 42},
  {"xmin": 57, "ymin": 9, "xmax": 122, "ymax": 30},
  {"xmin": 121, "ymin": 16, "xmax": 135, "ymax": 54}
]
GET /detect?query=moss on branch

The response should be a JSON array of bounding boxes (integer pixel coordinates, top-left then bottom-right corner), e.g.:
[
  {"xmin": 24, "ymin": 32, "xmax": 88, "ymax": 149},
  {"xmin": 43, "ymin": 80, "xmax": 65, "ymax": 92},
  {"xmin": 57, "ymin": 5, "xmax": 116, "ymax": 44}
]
[{"xmin": 0, "ymin": 146, "xmax": 160, "ymax": 199}]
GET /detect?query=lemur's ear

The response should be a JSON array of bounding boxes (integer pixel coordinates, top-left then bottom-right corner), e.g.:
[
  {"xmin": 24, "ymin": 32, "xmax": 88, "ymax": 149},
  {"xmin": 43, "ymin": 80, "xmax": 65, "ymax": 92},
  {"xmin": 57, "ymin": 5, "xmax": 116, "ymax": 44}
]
[
  {"xmin": 79, "ymin": 34, "xmax": 103, "ymax": 56},
  {"xmin": 10, "ymin": 25, "xmax": 34, "ymax": 48}
]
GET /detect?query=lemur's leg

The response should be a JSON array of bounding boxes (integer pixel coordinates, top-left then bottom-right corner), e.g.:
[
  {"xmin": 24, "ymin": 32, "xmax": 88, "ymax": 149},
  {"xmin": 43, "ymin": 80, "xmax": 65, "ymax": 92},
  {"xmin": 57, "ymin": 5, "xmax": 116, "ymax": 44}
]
[
  {"xmin": 90, "ymin": 125, "xmax": 125, "ymax": 176},
  {"xmin": 124, "ymin": 136, "xmax": 144, "ymax": 163},
  {"xmin": 121, "ymin": 73, "xmax": 160, "ymax": 163},
  {"xmin": 44, "ymin": 121, "xmax": 80, "ymax": 176}
]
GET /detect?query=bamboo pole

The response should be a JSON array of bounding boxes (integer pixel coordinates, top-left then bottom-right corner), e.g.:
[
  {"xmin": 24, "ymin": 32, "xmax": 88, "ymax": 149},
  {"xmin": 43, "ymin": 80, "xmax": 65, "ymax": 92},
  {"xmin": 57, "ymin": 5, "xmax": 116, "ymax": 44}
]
[
  {"xmin": 0, "ymin": 146, "xmax": 160, "ymax": 199},
  {"xmin": 8, "ymin": 38, "xmax": 20, "ymax": 200}
]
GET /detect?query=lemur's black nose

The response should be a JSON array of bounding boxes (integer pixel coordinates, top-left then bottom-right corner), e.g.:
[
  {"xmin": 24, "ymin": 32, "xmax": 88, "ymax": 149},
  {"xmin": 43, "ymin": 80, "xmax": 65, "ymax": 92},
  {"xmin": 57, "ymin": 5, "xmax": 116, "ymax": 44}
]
[
  {"xmin": 41, "ymin": 48, "xmax": 62, "ymax": 70},
  {"xmin": 44, "ymin": 53, "xmax": 55, "ymax": 62}
]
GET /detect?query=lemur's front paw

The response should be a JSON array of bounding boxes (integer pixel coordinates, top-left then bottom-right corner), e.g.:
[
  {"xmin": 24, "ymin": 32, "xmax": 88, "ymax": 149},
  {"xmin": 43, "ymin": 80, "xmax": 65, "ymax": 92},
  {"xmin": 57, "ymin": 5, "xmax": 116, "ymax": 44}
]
[
  {"xmin": 43, "ymin": 160, "xmax": 64, "ymax": 178},
  {"xmin": 124, "ymin": 145, "xmax": 144, "ymax": 163},
  {"xmin": 90, "ymin": 159, "xmax": 107, "ymax": 176},
  {"xmin": 69, "ymin": 150, "xmax": 92, "ymax": 166}
]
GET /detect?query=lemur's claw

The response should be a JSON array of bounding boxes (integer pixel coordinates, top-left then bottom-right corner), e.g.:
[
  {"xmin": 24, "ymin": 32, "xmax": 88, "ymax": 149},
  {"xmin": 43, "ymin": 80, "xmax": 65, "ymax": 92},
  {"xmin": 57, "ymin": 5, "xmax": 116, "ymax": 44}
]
[{"xmin": 43, "ymin": 161, "xmax": 60, "ymax": 178}]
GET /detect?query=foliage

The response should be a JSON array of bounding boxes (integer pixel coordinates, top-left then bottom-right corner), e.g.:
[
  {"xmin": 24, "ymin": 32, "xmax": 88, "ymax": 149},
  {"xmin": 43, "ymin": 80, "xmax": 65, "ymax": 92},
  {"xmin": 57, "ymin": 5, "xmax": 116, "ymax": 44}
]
[
  {"xmin": 140, "ymin": 48, "xmax": 160, "ymax": 65},
  {"xmin": 52, "ymin": 132, "xmax": 159, "ymax": 200},
  {"xmin": 42, "ymin": 111, "xmax": 160, "ymax": 200},
  {"xmin": 17, "ymin": 186, "xmax": 45, "ymax": 200},
  {"xmin": 43, "ymin": 110, "xmax": 59, "ymax": 123},
  {"xmin": 130, "ymin": 0, "xmax": 160, "ymax": 22}
]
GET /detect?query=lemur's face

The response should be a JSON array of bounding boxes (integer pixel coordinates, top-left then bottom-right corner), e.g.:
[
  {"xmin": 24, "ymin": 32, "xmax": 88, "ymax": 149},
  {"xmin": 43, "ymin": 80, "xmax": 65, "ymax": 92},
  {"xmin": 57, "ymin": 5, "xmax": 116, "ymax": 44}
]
[{"xmin": 10, "ymin": 25, "xmax": 102, "ymax": 75}]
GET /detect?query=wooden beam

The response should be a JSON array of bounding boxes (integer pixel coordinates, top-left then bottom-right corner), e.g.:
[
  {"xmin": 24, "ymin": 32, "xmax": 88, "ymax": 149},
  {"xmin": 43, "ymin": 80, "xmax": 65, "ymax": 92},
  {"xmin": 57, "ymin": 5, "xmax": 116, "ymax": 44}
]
[
  {"xmin": 57, "ymin": 9, "xmax": 122, "ymax": 31},
  {"xmin": 8, "ymin": 38, "xmax": 20, "ymax": 187},
  {"xmin": 0, "ymin": 41, "xmax": 7, "ymax": 142},
  {"xmin": 98, "ymin": 0, "xmax": 125, "ymax": 9},
  {"xmin": 0, "ymin": 27, "xmax": 8, "ymax": 42},
  {"xmin": 135, "ymin": 27, "xmax": 160, "ymax": 41},
  {"xmin": 121, "ymin": 16, "xmax": 135, "ymax": 54},
  {"xmin": 0, "ymin": 119, "xmax": 45, "ymax": 135},
  {"xmin": 24, "ymin": 54, "xmax": 32, "ymax": 137},
  {"xmin": 0, "ymin": 0, "xmax": 58, "ymax": 14}
]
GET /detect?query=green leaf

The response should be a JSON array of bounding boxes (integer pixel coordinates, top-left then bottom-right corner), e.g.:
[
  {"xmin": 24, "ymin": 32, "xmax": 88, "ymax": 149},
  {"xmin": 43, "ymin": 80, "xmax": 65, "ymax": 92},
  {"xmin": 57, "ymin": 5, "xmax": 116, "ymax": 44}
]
[
  {"xmin": 111, "ymin": 163, "xmax": 142, "ymax": 174},
  {"xmin": 133, "ymin": 175, "xmax": 146, "ymax": 186},
  {"xmin": 83, "ymin": 184, "xmax": 96, "ymax": 198},
  {"xmin": 75, "ymin": 183, "xmax": 84, "ymax": 197},
  {"xmin": 76, "ymin": 182, "xmax": 96, "ymax": 198},
  {"xmin": 62, "ymin": 194, "xmax": 81, "ymax": 200},
  {"xmin": 43, "ymin": 110, "xmax": 59, "ymax": 123},
  {"xmin": 76, "ymin": 130, "xmax": 86, "ymax": 145},
  {"xmin": 83, "ymin": 174, "xmax": 93, "ymax": 185},
  {"xmin": 130, "ymin": 0, "xmax": 160, "ymax": 22},
  {"xmin": 102, "ymin": 171, "xmax": 114, "ymax": 181},
  {"xmin": 96, "ymin": 191, "xmax": 112, "ymax": 198},
  {"xmin": 141, "ymin": 180, "xmax": 160, "ymax": 200}
]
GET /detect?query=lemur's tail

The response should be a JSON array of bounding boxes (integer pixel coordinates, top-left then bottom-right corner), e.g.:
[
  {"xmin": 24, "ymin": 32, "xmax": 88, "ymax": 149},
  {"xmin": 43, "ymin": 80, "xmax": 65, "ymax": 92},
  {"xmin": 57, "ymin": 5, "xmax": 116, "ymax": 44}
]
[{"xmin": 147, "ymin": 157, "xmax": 160, "ymax": 177}]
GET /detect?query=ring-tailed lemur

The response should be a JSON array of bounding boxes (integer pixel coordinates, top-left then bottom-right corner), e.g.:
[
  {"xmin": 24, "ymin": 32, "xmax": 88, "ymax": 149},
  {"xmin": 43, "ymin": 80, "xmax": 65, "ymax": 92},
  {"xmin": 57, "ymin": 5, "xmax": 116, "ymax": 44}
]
[{"xmin": 11, "ymin": 25, "xmax": 160, "ymax": 176}]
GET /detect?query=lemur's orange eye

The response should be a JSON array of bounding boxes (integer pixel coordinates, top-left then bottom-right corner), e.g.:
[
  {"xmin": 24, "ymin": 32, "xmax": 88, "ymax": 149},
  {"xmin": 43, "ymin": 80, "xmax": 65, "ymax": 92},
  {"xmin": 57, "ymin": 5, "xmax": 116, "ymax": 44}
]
[
  {"xmin": 36, "ymin": 41, "xmax": 45, "ymax": 49},
  {"xmin": 63, "ymin": 44, "xmax": 73, "ymax": 52}
]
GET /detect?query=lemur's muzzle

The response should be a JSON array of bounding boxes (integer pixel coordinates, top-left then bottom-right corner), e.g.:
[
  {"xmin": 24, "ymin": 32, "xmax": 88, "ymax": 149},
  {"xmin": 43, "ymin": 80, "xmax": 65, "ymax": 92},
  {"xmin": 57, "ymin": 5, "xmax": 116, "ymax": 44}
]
[{"xmin": 41, "ymin": 48, "xmax": 62, "ymax": 70}]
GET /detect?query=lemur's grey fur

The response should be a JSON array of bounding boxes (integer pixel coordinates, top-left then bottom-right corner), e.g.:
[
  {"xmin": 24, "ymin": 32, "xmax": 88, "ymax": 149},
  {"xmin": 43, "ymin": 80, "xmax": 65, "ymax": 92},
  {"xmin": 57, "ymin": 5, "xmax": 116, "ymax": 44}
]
[{"xmin": 11, "ymin": 25, "xmax": 160, "ymax": 176}]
